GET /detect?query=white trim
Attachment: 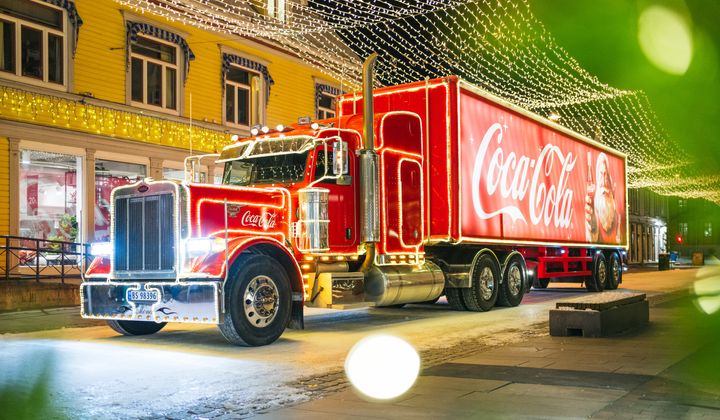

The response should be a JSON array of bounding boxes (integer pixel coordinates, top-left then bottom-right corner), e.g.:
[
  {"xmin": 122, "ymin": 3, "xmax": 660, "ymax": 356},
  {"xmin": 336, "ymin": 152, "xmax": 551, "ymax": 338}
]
[
  {"xmin": 19, "ymin": 140, "xmax": 86, "ymax": 157},
  {"xmin": 95, "ymin": 150, "xmax": 150, "ymax": 167}
]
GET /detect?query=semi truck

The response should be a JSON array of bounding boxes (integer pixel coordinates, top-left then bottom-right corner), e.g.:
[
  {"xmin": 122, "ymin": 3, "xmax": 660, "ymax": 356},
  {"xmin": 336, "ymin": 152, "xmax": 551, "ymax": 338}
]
[{"xmin": 81, "ymin": 55, "xmax": 628, "ymax": 346}]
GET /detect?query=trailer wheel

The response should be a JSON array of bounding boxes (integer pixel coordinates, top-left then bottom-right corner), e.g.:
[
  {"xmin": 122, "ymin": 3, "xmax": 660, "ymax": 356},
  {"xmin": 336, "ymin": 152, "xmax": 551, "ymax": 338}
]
[
  {"xmin": 606, "ymin": 252, "xmax": 622, "ymax": 290},
  {"xmin": 218, "ymin": 255, "xmax": 291, "ymax": 346},
  {"xmin": 107, "ymin": 320, "xmax": 166, "ymax": 336},
  {"xmin": 461, "ymin": 253, "xmax": 500, "ymax": 312},
  {"xmin": 497, "ymin": 256, "xmax": 526, "ymax": 307},
  {"xmin": 586, "ymin": 253, "xmax": 608, "ymax": 292},
  {"xmin": 445, "ymin": 288, "xmax": 467, "ymax": 311}
]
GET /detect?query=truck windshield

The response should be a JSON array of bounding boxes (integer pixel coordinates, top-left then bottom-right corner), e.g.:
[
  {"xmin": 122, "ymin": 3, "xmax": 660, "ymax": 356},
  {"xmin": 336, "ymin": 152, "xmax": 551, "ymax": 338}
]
[{"xmin": 223, "ymin": 152, "xmax": 310, "ymax": 186}]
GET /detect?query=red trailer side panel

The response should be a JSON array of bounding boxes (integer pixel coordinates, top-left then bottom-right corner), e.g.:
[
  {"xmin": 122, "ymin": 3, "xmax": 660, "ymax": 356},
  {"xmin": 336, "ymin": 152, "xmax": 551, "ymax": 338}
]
[{"xmin": 457, "ymin": 85, "xmax": 628, "ymax": 247}]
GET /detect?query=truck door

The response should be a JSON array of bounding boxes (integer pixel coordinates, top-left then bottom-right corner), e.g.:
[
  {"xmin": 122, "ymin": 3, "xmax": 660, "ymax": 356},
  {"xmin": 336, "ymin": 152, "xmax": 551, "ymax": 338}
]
[{"xmin": 312, "ymin": 143, "xmax": 357, "ymax": 251}]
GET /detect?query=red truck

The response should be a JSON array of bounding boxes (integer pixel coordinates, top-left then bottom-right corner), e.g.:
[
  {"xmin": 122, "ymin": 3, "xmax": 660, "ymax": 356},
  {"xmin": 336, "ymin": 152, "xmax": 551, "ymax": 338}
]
[{"xmin": 82, "ymin": 56, "xmax": 628, "ymax": 346}]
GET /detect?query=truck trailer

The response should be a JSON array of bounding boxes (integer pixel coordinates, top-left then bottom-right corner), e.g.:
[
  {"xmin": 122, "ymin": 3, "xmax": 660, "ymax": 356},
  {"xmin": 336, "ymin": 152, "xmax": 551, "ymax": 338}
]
[{"xmin": 82, "ymin": 56, "xmax": 628, "ymax": 346}]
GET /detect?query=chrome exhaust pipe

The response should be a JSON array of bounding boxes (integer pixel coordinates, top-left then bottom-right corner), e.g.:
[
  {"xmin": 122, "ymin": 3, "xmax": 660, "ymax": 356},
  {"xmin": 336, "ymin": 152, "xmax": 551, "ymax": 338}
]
[{"xmin": 359, "ymin": 53, "xmax": 379, "ymax": 271}]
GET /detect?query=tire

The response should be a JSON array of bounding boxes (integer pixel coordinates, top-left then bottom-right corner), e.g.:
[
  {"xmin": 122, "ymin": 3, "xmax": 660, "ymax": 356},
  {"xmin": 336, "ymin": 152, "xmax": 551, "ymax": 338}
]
[
  {"xmin": 461, "ymin": 253, "xmax": 500, "ymax": 312},
  {"xmin": 586, "ymin": 252, "xmax": 608, "ymax": 292},
  {"xmin": 445, "ymin": 287, "xmax": 467, "ymax": 311},
  {"xmin": 107, "ymin": 320, "xmax": 166, "ymax": 336},
  {"xmin": 497, "ymin": 256, "xmax": 526, "ymax": 307},
  {"xmin": 218, "ymin": 254, "xmax": 292, "ymax": 346},
  {"xmin": 533, "ymin": 277, "xmax": 550, "ymax": 289},
  {"xmin": 377, "ymin": 303, "xmax": 406, "ymax": 308},
  {"xmin": 606, "ymin": 252, "xmax": 622, "ymax": 290}
]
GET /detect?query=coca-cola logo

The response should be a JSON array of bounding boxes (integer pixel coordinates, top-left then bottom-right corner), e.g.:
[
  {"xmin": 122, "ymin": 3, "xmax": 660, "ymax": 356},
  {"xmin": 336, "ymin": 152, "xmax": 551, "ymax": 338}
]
[
  {"xmin": 240, "ymin": 210, "xmax": 278, "ymax": 229},
  {"xmin": 471, "ymin": 123, "xmax": 576, "ymax": 228}
]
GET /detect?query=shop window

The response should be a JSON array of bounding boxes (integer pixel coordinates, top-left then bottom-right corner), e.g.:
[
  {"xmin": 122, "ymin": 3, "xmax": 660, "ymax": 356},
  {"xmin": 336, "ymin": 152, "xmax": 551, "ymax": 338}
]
[
  {"xmin": 317, "ymin": 92, "xmax": 336, "ymax": 119},
  {"xmin": 19, "ymin": 150, "xmax": 81, "ymax": 243},
  {"xmin": 225, "ymin": 65, "xmax": 261, "ymax": 128},
  {"xmin": 94, "ymin": 159, "xmax": 146, "ymax": 241},
  {"xmin": 0, "ymin": 0, "xmax": 68, "ymax": 88},
  {"xmin": 130, "ymin": 35, "xmax": 178, "ymax": 111},
  {"xmin": 162, "ymin": 166, "xmax": 207, "ymax": 183}
]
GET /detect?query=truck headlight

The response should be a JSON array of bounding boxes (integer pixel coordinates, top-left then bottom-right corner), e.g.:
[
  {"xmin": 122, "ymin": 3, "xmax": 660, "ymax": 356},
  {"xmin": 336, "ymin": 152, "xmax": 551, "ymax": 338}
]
[
  {"xmin": 186, "ymin": 237, "xmax": 226, "ymax": 257},
  {"xmin": 90, "ymin": 242, "xmax": 112, "ymax": 257}
]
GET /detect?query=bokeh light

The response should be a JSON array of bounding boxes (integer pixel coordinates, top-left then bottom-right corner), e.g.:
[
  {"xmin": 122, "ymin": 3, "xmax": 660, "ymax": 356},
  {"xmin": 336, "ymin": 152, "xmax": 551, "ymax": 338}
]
[
  {"xmin": 345, "ymin": 335, "xmax": 420, "ymax": 400},
  {"xmin": 638, "ymin": 5, "xmax": 693, "ymax": 75},
  {"xmin": 692, "ymin": 257, "xmax": 720, "ymax": 315}
]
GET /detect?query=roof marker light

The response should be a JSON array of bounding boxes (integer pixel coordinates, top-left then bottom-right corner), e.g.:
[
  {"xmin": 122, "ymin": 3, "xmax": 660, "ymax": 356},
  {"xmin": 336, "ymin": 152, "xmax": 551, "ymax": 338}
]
[
  {"xmin": 250, "ymin": 128, "xmax": 259, "ymax": 136},
  {"xmin": 261, "ymin": 126, "xmax": 270, "ymax": 133},
  {"xmin": 311, "ymin": 122, "xmax": 320, "ymax": 130}
]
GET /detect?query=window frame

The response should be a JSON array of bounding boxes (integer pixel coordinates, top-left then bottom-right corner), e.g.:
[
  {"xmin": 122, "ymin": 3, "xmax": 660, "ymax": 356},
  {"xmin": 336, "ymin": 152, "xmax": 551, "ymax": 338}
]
[
  {"xmin": 0, "ymin": 0, "xmax": 68, "ymax": 90},
  {"xmin": 128, "ymin": 33, "xmax": 180, "ymax": 115},
  {"xmin": 223, "ymin": 63, "xmax": 264, "ymax": 130},
  {"xmin": 317, "ymin": 91, "xmax": 336, "ymax": 120}
]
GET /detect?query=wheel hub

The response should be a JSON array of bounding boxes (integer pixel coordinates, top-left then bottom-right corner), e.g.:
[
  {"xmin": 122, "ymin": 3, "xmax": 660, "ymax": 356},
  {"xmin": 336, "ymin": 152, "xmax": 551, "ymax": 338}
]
[
  {"xmin": 598, "ymin": 262, "xmax": 606, "ymax": 285},
  {"xmin": 612, "ymin": 259, "xmax": 620, "ymax": 283},
  {"xmin": 243, "ymin": 275, "xmax": 279, "ymax": 328},
  {"xmin": 508, "ymin": 265, "xmax": 522, "ymax": 296},
  {"xmin": 479, "ymin": 267, "xmax": 494, "ymax": 301}
]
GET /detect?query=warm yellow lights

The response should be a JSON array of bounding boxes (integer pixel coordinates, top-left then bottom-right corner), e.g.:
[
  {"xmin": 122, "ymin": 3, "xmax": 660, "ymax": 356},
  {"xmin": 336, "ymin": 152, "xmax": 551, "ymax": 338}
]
[{"xmin": 345, "ymin": 335, "xmax": 420, "ymax": 400}]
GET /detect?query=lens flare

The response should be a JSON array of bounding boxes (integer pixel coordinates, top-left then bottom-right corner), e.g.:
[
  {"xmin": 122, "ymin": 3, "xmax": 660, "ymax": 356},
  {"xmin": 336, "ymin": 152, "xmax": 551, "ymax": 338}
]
[
  {"xmin": 693, "ymin": 257, "xmax": 720, "ymax": 315},
  {"xmin": 638, "ymin": 5, "xmax": 693, "ymax": 75},
  {"xmin": 344, "ymin": 335, "xmax": 420, "ymax": 400}
]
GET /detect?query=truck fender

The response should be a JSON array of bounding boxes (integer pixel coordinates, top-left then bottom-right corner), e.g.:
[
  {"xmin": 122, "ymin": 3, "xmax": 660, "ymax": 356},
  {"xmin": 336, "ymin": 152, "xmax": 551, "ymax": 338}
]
[
  {"xmin": 500, "ymin": 251, "xmax": 526, "ymax": 285},
  {"xmin": 468, "ymin": 248, "xmax": 501, "ymax": 285},
  {"xmin": 218, "ymin": 237, "xmax": 305, "ymax": 330}
]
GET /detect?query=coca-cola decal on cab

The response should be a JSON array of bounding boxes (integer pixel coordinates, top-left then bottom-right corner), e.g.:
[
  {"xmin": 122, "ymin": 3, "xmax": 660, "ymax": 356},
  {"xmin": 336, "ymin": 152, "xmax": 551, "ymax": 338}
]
[
  {"xmin": 240, "ymin": 210, "xmax": 277, "ymax": 230},
  {"xmin": 460, "ymin": 92, "xmax": 626, "ymax": 245}
]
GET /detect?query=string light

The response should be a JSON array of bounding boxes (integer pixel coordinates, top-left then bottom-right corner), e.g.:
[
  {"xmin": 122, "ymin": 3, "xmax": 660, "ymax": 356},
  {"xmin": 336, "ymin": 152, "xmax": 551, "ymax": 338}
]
[
  {"xmin": 0, "ymin": 85, "xmax": 230, "ymax": 152},
  {"xmin": 109, "ymin": 0, "xmax": 718, "ymax": 203}
]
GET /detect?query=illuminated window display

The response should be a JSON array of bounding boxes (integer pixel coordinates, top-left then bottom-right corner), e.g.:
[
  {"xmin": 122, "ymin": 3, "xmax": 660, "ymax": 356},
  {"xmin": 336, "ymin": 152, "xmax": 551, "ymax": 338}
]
[
  {"xmin": 19, "ymin": 150, "xmax": 81, "ymax": 242},
  {"xmin": 94, "ymin": 159, "xmax": 146, "ymax": 241}
]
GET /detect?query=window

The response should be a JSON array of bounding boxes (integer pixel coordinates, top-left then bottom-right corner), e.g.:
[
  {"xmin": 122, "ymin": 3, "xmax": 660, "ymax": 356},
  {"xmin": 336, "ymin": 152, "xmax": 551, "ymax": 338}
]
[
  {"xmin": 225, "ymin": 65, "xmax": 261, "ymax": 128},
  {"xmin": 223, "ymin": 153, "xmax": 309, "ymax": 186},
  {"xmin": 678, "ymin": 199, "xmax": 686, "ymax": 209},
  {"xmin": 317, "ymin": 92, "xmax": 336, "ymax": 119},
  {"xmin": 94, "ymin": 159, "xmax": 146, "ymax": 241},
  {"xmin": 130, "ymin": 35, "xmax": 178, "ymax": 111},
  {"xmin": 704, "ymin": 222, "xmax": 713, "ymax": 238},
  {"xmin": 253, "ymin": 0, "xmax": 286, "ymax": 21},
  {"xmin": 678, "ymin": 222, "xmax": 688, "ymax": 237},
  {"xmin": 0, "ymin": 0, "xmax": 67, "ymax": 87},
  {"xmin": 19, "ymin": 150, "xmax": 82, "ymax": 242}
]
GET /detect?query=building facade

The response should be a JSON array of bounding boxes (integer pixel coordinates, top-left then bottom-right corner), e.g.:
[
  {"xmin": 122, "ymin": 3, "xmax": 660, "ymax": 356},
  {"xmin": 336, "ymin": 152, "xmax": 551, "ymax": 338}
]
[
  {"xmin": 627, "ymin": 188, "xmax": 668, "ymax": 264},
  {"xmin": 0, "ymin": 0, "xmax": 345, "ymax": 250},
  {"xmin": 668, "ymin": 197, "xmax": 720, "ymax": 259}
]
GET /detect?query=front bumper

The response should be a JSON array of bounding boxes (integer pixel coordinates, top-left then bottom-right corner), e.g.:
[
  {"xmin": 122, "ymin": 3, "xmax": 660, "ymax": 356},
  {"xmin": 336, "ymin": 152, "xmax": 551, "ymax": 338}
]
[{"xmin": 80, "ymin": 280, "xmax": 222, "ymax": 324}]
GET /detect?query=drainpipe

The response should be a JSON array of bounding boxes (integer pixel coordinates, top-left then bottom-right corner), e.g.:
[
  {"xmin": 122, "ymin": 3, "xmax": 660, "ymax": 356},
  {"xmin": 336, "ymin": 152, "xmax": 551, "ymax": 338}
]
[{"xmin": 359, "ymin": 53, "xmax": 379, "ymax": 272}]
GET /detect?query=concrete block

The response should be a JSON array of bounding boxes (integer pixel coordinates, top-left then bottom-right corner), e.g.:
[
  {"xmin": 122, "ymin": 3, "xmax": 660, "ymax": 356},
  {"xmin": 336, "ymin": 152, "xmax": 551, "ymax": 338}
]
[{"xmin": 549, "ymin": 300, "xmax": 649, "ymax": 337}]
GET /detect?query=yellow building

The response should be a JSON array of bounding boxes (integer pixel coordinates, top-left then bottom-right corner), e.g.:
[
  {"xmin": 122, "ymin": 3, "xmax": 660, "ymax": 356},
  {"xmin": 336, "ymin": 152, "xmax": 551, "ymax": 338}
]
[{"xmin": 0, "ymin": 0, "xmax": 344, "ymax": 254}]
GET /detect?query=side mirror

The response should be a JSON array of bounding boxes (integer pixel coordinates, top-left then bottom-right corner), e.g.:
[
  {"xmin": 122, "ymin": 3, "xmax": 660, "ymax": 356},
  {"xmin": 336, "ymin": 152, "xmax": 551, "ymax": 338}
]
[{"xmin": 332, "ymin": 141, "xmax": 352, "ymax": 185}]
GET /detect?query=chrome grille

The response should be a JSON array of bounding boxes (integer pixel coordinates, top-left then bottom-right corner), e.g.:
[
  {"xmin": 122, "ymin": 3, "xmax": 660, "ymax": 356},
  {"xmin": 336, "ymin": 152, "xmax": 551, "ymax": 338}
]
[{"xmin": 114, "ymin": 193, "xmax": 175, "ymax": 274}]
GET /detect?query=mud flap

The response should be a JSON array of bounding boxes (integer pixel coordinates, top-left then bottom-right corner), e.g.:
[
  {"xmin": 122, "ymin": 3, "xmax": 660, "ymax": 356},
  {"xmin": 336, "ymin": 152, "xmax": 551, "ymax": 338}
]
[{"xmin": 288, "ymin": 293, "xmax": 304, "ymax": 330}]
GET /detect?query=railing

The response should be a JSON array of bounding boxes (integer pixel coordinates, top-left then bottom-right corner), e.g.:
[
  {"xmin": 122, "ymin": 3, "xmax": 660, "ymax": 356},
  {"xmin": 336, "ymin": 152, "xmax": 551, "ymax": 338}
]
[{"xmin": 0, "ymin": 236, "xmax": 91, "ymax": 283}]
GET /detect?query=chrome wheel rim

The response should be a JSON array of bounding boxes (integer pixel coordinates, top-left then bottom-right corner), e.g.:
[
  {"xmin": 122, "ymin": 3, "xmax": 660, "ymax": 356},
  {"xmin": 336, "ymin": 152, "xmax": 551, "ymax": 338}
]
[
  {"xmin": 508, "ymin": 265, "xmax": 522, "ymax": 296},
  {"xmin": 597, "ymin": 262, "xmax": 607, "ymax": 286},
  {"xmin": 480, "ymin": 267, "xmax": 495, "ymax": 301},
  {"xmin": 612, "ymin": 258, "xmax": 620, "ymax": 284},
  {"xmin": 243, "ymin": 275, "xmax": 279, "ymax": 328}
]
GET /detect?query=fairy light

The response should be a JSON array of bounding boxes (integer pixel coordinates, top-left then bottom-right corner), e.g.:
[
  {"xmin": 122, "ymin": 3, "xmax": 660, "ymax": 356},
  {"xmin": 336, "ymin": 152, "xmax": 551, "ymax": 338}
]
[{"xmin": 106, "ymin": 0, "xmax": 718, "ymax": 202}]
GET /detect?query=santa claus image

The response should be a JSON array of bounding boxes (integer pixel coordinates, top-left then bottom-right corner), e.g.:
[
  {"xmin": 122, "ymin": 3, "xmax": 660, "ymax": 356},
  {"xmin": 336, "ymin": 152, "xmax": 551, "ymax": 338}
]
[{"xmin": 585, "ymin": 152, "xmax": 621, "ymax": 244}]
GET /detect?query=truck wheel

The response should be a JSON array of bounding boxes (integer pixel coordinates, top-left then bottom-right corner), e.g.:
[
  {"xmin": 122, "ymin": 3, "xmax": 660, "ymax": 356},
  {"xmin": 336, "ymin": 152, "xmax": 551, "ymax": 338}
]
[
  {"xmin": 533, "ymin": 277, "xmax": 550, "ymax": 289},
  {"xmin": 107, "ymin": 320, "xmax": 166, "ymax": 336},
  {"xmin": 497, "ymin": 257, "xmax": 526, "ymax": 307},
  {"xmin": 461, "ymin": 253, "xmax": 500, "ymax": 312},
  {"xmin": 445, "ymin": 288, "xmax": 467, "ymax": 311},
  {"xmin": 218, "ymin": 255, "xmax": 291, "ymax": 346},
  {"xmin": 586, "ymin": 253, "xmax": 608, "ymax": 292},
  {"xmin": 606, "ymin": 252, "xmax": 622, "ymax": 290}
]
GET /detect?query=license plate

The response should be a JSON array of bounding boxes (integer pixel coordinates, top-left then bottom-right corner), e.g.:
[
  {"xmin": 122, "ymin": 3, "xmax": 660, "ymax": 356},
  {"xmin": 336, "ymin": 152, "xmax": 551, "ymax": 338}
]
[{"xmin": 128, "ymin": 290, "xmax": 159, "ymax": 302}]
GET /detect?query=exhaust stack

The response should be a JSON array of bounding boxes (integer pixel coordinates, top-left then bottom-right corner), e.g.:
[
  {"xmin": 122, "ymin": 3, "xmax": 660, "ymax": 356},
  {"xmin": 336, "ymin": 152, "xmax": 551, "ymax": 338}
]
[{"xmin": 359, "ymin": 53, "xmax": 380, "ymax": 270}]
